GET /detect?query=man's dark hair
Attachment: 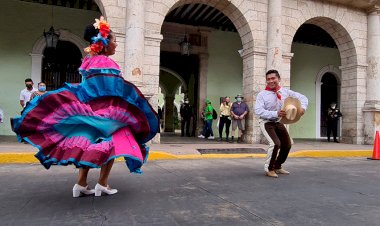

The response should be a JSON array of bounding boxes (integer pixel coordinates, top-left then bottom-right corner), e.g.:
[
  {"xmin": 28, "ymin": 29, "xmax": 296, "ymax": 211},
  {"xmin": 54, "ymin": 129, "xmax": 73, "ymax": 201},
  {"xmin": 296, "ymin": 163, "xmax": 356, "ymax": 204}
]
[
  {"xmin": 266, "ymin": 69, "xmax": 280, "ymax": 78},
  {"xmin": 25, "ymin": 78, "xmax": 33, "ymax": 83}
]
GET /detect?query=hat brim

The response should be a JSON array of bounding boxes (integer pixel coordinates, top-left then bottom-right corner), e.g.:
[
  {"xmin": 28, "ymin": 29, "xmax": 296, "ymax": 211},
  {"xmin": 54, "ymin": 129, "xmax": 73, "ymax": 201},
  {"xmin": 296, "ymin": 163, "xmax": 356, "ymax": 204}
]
[{"xmin": 279, "ymin": 97, "xmax": 302, "ymax": 124}]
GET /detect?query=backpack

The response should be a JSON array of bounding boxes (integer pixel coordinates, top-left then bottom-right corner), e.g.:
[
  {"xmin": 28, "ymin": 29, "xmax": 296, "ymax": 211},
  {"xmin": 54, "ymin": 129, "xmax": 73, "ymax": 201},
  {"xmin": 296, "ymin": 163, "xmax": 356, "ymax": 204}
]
[{"xmin": 212, "ymin": 109, "xmax": 218, "ymax": 120}]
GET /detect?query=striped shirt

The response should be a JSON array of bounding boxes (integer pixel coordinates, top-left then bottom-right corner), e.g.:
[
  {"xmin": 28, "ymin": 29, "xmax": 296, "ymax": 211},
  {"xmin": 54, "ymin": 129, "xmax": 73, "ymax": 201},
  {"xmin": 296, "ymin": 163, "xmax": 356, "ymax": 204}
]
[{"xmin": 255, "ymin": 87, "xmax": 308, "ymax": 121}]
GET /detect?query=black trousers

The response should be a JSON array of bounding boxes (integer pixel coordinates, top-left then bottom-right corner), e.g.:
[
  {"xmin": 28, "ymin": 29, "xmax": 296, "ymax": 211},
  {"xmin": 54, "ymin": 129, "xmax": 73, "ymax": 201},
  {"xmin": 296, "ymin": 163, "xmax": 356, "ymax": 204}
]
[
  {"xmin": 218, "ymin": 116, "xmax": 231, "ymax": 138},
  {"xmin": 181, "ymin": 118, "xmax": 191, "ymax": 136},
  {"xmin": 327, "ymin": 120, "xmax": 338, "ymax": 141}
]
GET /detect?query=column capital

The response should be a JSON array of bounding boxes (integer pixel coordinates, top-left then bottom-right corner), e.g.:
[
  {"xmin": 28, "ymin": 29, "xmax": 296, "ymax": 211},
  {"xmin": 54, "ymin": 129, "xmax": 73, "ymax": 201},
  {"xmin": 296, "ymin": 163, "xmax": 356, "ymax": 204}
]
[
  {"xmin": 367, "ymin": 5, "xmax": 380, "ymax": 14},
  {"xmin": 363, "ymin": 100, "xmax": 380, "ymax": 111},
  {"xmin": 339, "ymin": 63, "xmax": 368, "ymax": 71},
  {"xmin": 145, "ymin": 32, "xmax": 163, "ymax": 42},
  {"xmin": 239, "ymin": 47, "xmax": 267, "ymax": 59},
  {"xmin": 282, "ymin": 52, "xmax": 294, "ymax": 60}
]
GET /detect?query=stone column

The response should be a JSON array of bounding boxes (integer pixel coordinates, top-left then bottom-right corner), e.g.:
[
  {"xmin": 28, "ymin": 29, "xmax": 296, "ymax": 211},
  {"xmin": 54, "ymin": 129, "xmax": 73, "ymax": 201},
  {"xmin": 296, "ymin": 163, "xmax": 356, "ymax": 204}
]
[
  {"xmin": 164, "ymin": 95, "xmax": 175, "ymax": 132},
  {"xmin": 340, "ymin": 64, "xmax": 367, "ymax": 144},
  {"xmin": 364, "ymin": 6, "xmax": 380, "ymax": 144},
  {"xmin": 125, "ymin": 0, "xmax": 144, "ymax": 86},
  {"xmin": 241, "ymin": 47, "xmax": 267, "ymax": 144},
  {"xmin": 266, "ymin": 0, "xmax": 282, "ymax": 71},
  {"xmin": 197, "ymin": 53, "xmax": 209, "ymax": 135}
]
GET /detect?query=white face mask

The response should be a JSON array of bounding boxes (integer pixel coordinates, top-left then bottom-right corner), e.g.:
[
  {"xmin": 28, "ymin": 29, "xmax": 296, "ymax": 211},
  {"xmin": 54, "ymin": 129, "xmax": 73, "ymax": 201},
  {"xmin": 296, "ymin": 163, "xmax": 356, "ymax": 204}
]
[
  {"xmin": 184, "ymin": 101, "xmax": 189, "ymax": 104},
  {"xmin": 330, "ymin": 104, "xmax": 336, "ymax": 109}
]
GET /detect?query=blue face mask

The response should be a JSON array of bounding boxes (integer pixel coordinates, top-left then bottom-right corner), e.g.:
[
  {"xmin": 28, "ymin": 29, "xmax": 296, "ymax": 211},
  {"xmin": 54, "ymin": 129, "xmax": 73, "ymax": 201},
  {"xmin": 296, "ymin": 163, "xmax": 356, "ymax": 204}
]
[
  {"xmin": 38, "ymin": 86, "xmax": 46, "ymax": 92},
  {"xmin": 236, "ymin": 97, "xmax": 242, "ymax": 102}
]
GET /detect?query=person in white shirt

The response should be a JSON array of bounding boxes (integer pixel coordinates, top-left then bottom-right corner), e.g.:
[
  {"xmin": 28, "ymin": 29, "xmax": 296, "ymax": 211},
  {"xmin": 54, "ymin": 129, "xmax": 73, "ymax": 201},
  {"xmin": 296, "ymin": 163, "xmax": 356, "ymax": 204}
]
[
  {"xmin": 255, "ymin": 69, "xmax": 308, "ymax": 178},
  {"xmin": 19, "ymin": 78, "xmax": 37, "ymax": 108}
]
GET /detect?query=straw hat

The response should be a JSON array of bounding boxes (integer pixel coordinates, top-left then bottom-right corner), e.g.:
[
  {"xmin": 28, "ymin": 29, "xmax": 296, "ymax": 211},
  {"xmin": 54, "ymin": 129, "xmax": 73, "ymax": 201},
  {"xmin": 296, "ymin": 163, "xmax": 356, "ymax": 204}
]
[{"xmin": 279, "ymin": 97, "xmax": 303, "ymax": 124}]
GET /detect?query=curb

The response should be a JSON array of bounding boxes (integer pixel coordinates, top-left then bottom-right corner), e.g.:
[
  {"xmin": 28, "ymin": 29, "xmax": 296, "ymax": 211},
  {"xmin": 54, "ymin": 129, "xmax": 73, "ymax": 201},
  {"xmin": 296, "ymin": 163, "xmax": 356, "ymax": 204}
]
[{"xmin": 0, "ymin": 150, "xmax": 373, "ymax": 164}]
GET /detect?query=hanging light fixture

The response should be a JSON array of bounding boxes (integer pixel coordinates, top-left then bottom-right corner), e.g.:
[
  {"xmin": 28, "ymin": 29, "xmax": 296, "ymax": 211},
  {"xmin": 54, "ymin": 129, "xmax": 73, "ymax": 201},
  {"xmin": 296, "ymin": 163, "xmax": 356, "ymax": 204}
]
[
  {"xmin": 43, "ymin": 5, "xmax": 59, "ymax": 48},
  {"xmin": 179, "ymin": 35, "xmax": 191, "ymax": 56},
  {"xmin": 44, "ymin": 26, "xmax": 60, "ymax": 49}
]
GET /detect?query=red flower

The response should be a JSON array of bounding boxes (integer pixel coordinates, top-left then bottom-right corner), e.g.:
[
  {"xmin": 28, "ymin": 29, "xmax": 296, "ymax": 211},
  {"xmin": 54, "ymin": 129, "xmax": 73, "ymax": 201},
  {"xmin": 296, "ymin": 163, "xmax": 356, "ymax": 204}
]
[{"xmin": 90, "ymin": 43, "xmax": 103, "ymax": 53}]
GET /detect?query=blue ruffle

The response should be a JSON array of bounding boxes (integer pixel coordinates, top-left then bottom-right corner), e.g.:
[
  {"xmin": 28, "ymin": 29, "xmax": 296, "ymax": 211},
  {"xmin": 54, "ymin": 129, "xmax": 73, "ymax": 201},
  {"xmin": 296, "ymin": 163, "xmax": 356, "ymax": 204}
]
[
  {"xmin": 12, "ymin": 71, "xmax": 158, "ymax": 172},
  {"xmin": 66, "ymin": 75, "xmax": 159, "ymax": 143}
]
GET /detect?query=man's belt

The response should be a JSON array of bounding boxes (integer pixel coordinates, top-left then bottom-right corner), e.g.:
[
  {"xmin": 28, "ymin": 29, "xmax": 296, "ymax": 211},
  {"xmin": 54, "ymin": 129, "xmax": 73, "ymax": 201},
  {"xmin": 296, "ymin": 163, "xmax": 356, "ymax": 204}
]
[{"xmin": 260, "ymin": 117, "xmax": 279, "ymax": 122}]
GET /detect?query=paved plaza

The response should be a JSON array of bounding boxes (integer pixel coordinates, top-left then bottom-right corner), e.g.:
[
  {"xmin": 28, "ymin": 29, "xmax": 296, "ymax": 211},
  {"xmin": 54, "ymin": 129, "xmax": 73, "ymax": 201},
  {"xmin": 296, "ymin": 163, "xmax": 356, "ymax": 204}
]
[{"xmin": 0, "ymin": 158, "xmax": 379, "ymax": 226}]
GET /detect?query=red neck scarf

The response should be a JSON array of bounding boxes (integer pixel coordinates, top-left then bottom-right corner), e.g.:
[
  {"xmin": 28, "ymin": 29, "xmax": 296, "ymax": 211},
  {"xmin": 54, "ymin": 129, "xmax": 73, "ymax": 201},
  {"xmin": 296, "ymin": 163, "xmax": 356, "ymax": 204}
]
[{"xmin": 265, "ymin": 85, "xmax": 282, "ymax": 100}]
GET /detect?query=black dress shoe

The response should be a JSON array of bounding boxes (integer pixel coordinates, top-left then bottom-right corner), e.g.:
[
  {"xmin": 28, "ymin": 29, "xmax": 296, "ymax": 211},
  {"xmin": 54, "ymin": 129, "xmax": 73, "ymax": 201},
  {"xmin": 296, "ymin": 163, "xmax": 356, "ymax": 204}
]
[{"xmin": 334, "ymin": 140, "xmax": 340, "ymax": 143}]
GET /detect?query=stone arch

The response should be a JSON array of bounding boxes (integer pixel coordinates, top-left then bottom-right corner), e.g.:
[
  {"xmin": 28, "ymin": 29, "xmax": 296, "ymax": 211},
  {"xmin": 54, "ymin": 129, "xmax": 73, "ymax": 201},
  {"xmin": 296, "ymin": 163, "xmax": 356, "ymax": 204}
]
[
  {"xmin": 283, "ymin": 1, "xmax": 365, "ymax": 67},
  {"xmin": 284, "ymin": 2, "xmax": 367, "ymax": 143},
  {"xmin": 285, "ymin": 16, "xmax": 358, "ymax": 67},
  {"xmin": 315, "ymin": 65, "xmax": 341, "ymax": 138},
  {"xmin": 31, "ymin": 29, "xmax": 87, "ymax": 56},
  {"xmin": 30, "ymin": 30, "xmax": 87, "ymax": 86},
  {"xmin": 148, "ymin": 0, "xmax": 255, "ymax": 51},
  {"xmin": 147, "ymin": 0, "xmax": 262, "ymax": 142},
  {"xmin": 160, "ymin": 67, "xmax": 187, "ymax": 96},
  {"xmin": 93, "ymin": 0, "xmax": 106, "ymax": 17}
]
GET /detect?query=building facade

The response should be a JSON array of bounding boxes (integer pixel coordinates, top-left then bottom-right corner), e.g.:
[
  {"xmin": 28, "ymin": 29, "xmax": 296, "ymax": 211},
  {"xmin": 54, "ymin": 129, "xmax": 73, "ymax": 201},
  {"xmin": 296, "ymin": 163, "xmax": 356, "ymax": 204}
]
[{"xmin": 1, "ymin": 0, "xmax": 380, "ymax": 144}]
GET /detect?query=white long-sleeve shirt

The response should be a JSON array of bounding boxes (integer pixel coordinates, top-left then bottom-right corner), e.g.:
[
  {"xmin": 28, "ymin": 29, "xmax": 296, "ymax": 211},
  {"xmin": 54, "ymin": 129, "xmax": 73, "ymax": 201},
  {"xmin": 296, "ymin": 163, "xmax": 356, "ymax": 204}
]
[{"xmin": 255, "ymin": 87, "xmax": 308, "ymax": 121}]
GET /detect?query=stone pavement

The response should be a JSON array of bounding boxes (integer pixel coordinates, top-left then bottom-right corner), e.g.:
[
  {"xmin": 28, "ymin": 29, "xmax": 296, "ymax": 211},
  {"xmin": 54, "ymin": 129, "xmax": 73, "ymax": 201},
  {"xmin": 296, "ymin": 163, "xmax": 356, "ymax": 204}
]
[
  {"xmin": 1, "ymin": 158, "xmax": 380, "ymax": 225},
  {"xmin": 0, "ymin": 135, "xmax": 373, "ymax": 164}
]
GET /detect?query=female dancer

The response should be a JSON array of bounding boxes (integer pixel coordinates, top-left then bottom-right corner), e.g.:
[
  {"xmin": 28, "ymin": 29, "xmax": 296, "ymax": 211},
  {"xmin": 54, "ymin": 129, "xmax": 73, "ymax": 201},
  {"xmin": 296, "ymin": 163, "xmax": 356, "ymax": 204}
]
[{"xmin": 11, "ymin": 17, "xmax": 159, "ymax": 197}]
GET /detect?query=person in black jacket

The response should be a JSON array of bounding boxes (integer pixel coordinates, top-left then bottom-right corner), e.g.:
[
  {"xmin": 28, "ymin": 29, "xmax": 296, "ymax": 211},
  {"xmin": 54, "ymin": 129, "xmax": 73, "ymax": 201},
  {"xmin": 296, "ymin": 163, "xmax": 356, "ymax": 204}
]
[
  {"xmin": 327, "ymin": 102, "xmax": 342, "ymax": 143},
  {"xmin": 180, "ymin": 98, "xmax": 193, "ymax": 137}
]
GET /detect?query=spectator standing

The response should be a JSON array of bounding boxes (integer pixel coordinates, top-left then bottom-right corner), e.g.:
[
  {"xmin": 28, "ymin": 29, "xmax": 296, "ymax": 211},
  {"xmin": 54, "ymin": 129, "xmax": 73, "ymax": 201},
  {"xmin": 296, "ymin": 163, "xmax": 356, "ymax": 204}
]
[
  {"xmin": 180, "ymin": 98, "xmax": 193, "ymax": 137},
  {"xmin": 230, "ymin": 94, "xmax": 249, "ymax": 143},
  {"xmin": 326, "ymin": 102, "xmax": 342, "ymax": 143},
  {"xmin": 19, "ymin": 78, "xmax": 37, "ymax": 108},
  {"xmin": 198, "ymin": 99, "xmax": 215, "ymax": 139},
  {"xmin": 30, "ymin": 82, "xmax": 47, "ymax": 100},
  {"xmin": 219, "ymin": 96, "xmax": 232, "ymax": 142}
]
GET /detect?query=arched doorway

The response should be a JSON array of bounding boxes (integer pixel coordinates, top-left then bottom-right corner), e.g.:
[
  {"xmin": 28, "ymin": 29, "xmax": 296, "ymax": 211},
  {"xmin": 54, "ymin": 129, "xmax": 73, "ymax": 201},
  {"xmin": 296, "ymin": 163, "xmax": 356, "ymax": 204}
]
[
  {"xmin": 320, "ymin": 72, "xmax": 340, "ymax": 137},
  {"xmin": 286, "ymin": 14, "xmax": 361, "ymax": 143},
  {"xmin": 159, "ymin": 68, "xmax": 186, "ymax": 133},
  {"xmin": 159, "ymin": 2, "xmax": 244, "ymax": 142},
  {"xmin": 290, "ymin": 23, "xmax": 341, "ymax": 139},
  {"xmin": 42, "ymin": 41, "xmax": 82, "ymax": 90}
]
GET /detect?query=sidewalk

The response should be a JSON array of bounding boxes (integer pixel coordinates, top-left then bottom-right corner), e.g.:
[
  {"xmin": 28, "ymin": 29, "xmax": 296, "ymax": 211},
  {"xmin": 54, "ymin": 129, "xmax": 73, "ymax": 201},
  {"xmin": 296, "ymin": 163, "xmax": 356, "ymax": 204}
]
[{"xmin": 0, "ymin": 135, "xmax": 373, "ymax": 164}]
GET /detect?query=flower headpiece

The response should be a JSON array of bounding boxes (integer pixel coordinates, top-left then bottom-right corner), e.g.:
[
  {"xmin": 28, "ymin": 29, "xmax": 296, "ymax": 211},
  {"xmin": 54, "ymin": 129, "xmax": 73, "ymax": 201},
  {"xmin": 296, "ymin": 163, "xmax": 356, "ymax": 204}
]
[{"xmin": 84, "ymin": 16, "xmax": 111, "ymax": 56}]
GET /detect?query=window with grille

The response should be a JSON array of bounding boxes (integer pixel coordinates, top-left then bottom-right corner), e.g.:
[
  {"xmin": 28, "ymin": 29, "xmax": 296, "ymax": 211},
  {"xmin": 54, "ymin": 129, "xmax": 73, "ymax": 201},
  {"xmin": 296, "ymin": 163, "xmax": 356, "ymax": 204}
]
[{"xmin": 42, "ymin": 41, "xmax": 82, "ymax": 90}]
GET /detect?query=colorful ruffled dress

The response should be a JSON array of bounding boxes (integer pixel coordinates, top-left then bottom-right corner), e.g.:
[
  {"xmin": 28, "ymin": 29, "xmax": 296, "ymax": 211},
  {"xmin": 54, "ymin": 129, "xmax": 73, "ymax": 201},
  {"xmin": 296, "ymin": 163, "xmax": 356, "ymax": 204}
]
[{"xmin": 11, "ymin": 55, "xmax": 159, "ymax": 173}]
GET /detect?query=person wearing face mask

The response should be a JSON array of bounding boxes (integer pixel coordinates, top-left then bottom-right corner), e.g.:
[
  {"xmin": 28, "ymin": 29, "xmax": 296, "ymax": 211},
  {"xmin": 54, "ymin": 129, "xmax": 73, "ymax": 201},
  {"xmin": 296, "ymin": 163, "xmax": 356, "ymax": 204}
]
[
  {"xmin": 180, "ymin": 98, "xmax": 193, "ymax": 137},
  {"xmin": 327, "ymin": 102, "xmax": 342, "ymax": 143},
  {"xmin": 30, "ymin": 82, "xmax": 47, "ymax": 100},
  {"xmin": 255, "ymin": 69, "xmax": 308, "ymax": 178},
  {"xmin": 19, "ymin": 78, "xmax": 37, "ymax": 108},
  {"xmin": 219, "ymin": 96, "xmax": 232, "ymax": 141},
  {"xmin": 230, "ymin": 94, "xmax": 249, "ymax": 143}
]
